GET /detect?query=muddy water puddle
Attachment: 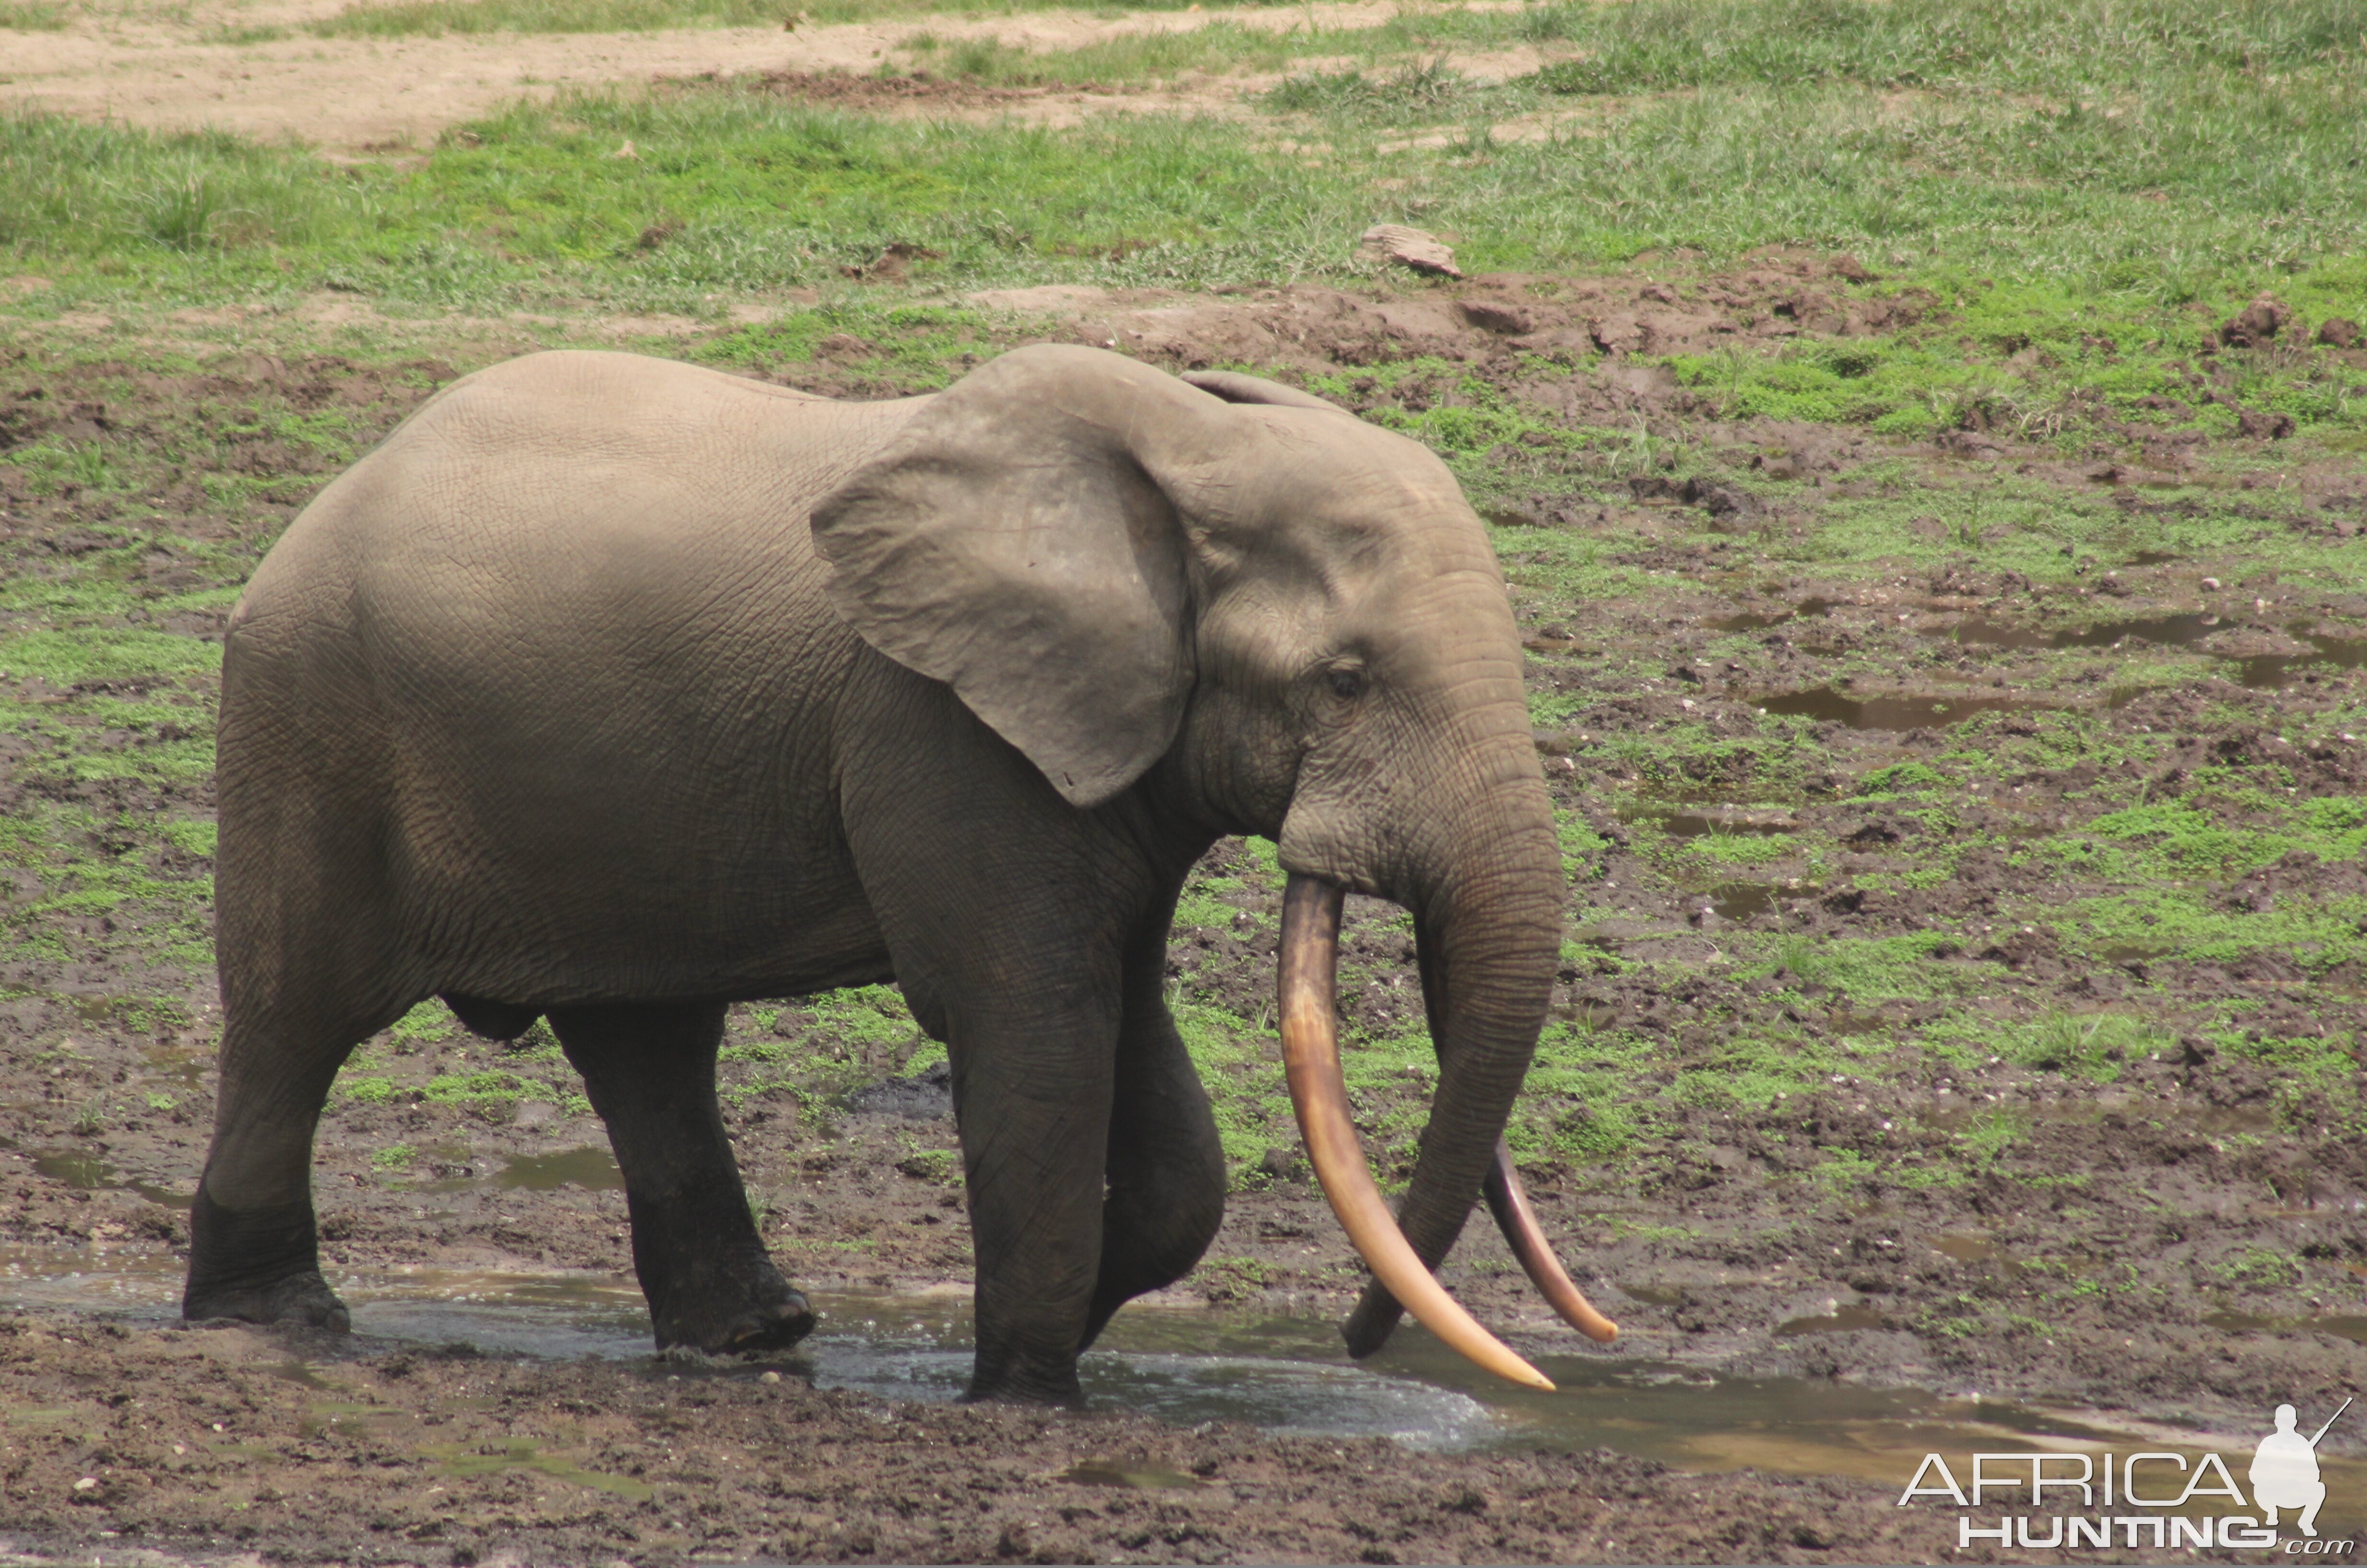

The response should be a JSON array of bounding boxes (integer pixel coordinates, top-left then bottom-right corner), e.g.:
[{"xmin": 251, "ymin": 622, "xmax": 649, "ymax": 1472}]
[
  {"xmin": 25, "ymin": 1141, "xmax": 623, "ymax": 1207},
  {"xmin": 417, "ymin": 1144, "xmax": 627, "ymax": 1194},
  {"xmin": 1760, "ymin": 687, "xmax": 2057, "ymax": 731},
  {"xmin": 1737, "ymin": 608, "xmax": 2367, "ymax": 732},
  {"xmin": 1, "ymin": 1248, "xmax": 2332, "ymax": 1506},
  {"xmin": 1954, "ymin": 613, "xmax": 2367, "ymax": 685},
  {"xmin": 1708, "ymin": 597, "xmax": 1835, "ymax": 633},
  {"xmin": 30, "ymin": 1147, "xmax": 195, "ymax": 1208},
  {"xmin": 1620, "ymin": 807, "xmax": 1797, "ymax": 840}
]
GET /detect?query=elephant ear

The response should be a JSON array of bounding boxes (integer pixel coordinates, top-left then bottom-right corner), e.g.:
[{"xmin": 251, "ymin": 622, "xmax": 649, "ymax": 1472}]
[{"xmin": 811, "ymin": 345, "xmax": 1244, "ymax": 809}]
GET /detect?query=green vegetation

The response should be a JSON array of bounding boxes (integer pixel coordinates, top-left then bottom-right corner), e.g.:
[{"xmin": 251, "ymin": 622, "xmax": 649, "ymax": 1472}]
[
  {"xmin": 1526, "ymin": 0, "xmax": 2367, "ymax": 95},
  {"xmin": 1, "ymin": 0, "xmax": 2357, "ymax": 1346},
  {"xmin": 310, "ymin": 0, "xmax": 789, "ymax": 36},
  {"xmin": 299, "ymin": 0, "xmax": 1291, "ymax": 35},
  {"xmin": 3, "ymin": 0, "xmax": 2362, "ymax": 451}
]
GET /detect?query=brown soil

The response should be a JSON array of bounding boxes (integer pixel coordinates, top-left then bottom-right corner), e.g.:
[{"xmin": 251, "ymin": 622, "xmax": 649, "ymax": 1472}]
[
  {"xmin": 0, "ymin": 1316, "xmax": 1937, "ymax": 1566},
  {"xmin": 0, "ymin": 0, "xmax": 1496, "ymax": 150},
  {"xmin": 2, "ymin": 272, "xmax": 2365, "ymax": 1562},
  {"xmin": 963, "ymin": 260, "xmax": 1939, "ymax": 376}
]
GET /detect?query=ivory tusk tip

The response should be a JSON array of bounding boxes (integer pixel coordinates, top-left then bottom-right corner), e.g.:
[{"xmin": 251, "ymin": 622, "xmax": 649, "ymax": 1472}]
[{"xmin": 1485, "ymin": 1347, "xmax": 1555, "ymax": 1392}]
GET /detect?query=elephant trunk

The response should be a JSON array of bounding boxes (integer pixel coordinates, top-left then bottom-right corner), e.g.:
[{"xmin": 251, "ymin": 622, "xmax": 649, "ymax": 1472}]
[
  {"xmin": 1343, "ymin": 768, "xmax": 1615, "ymax": 1363},
  {"xmin": 1277, "ymin": 874, "xmax": 1554, "ymax": 1391}
]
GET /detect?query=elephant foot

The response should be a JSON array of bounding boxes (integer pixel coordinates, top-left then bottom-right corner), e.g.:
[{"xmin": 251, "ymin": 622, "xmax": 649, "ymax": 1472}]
[
  {"xmin": 182, "ymin": 1189, "xmax": 352, "ymax": 1331},
  {"xmin": 960, "ymin": 1360, "xmax": 1086, "ymax": 1409},
  {"xmin": 650, "ymin": 1258, "xmax": 814, "ymax": 1354},
  {"xmin": 185, "ymin": 1269, "xmax": 352, "ymax": 1332}
]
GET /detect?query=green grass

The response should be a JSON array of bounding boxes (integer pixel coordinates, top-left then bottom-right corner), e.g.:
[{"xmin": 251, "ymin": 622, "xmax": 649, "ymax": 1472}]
[
  {"xmin": 1525, "ymin": 0, "xmax": 2367, "ymax": 94},
  {"xmin": 4, "ymin": 5, "xmax": 2363, "ymax": 399},
  {"xmin": 301, "ymin": 0, "xmax": 1300, "ymax": 34},
  {"xmin": 897, "ymin": 22, "xmax": 1312, "ymax": 85},
  {"xmin": 309, "ymin": 0, "xmax": 789, "ymax": 36},
  {"xmin": 0, "ymin": 0, "xmax": 66, "ymax": 27}
]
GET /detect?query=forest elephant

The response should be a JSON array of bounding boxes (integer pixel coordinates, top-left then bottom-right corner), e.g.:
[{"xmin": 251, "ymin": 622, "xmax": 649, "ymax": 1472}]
[{"xmin": 184, "ymin": 344, "xmax": 1617, "ymax": 1404}]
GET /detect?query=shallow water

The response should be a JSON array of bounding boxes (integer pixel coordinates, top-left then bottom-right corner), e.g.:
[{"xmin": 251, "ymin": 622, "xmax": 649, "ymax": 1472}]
[
  {"xmin": 1953, "ymin": 614, "xmax": 2367, "ymax": 689},
  {"xmin": 1758, "ymin": 687, "xmax": 2055, "ymax": 731},
  {"xmin": 1749, "ymin": 616, "xmax": 2367, "ymax": 733},
  {"xmin": 1623, "ymin": 809, "xmax": 1795, "ymax": 841},
  {"xmin": 1708, "ymin": 597, "xmax": 1835, "ymax": 634},
  {"xmin": 27, "ymin": 1142, "xmax": 624, "ymax": 1207},
  {"xmin": 3, "ymin": 1247, "xmax": 2362, "ymax": 1531},
  {"xmin": 30, "ymin": 1148, "xmax": 195, "ymax": 1209},
  {"xmin": 491, "ymin": 1145, "xmax": 626, "ymax": 1192}
]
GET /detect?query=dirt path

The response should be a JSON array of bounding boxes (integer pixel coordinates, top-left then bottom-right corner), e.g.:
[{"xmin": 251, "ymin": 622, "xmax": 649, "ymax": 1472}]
[{"xmin": 0, "ymin": 0, "xmax": 1533, "ymax": 149}]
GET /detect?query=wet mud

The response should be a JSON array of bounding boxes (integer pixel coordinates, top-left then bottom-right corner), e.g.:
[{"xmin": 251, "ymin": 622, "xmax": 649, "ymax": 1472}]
[{"xmin": 2, "ymin": 287, "xmax": 2365, "ymax": 1562}]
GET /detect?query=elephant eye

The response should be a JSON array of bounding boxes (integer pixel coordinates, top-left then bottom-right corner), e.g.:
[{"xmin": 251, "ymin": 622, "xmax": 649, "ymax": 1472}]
[{"xmin": 1326, "ymin": 666, "xmax": 1366, "ymax": 701}]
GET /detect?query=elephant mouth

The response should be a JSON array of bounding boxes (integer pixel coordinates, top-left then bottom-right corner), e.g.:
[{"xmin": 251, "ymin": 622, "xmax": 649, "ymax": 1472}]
[{"xmin": 1277, "ymin": 873, "xmax": 1617, "ymax": 1391}]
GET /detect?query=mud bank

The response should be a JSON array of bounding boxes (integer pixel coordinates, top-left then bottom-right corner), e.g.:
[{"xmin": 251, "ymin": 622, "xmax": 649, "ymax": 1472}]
[{"xmin": 2, "ymin": 289, "xmax": 2364, "ymax": 1562}]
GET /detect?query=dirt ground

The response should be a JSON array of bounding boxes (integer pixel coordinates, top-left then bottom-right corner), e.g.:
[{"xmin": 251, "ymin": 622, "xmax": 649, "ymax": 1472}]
[
  {"xmin": 0, "ymin": 0, "xmax": 1543, "ymax": 149},
  {"xmin": 0, "ymin": 1312, "xmax": 1958, "ymax": 1567},
  {"xmin": 0, "ymin": 254, "xmax": 2363, "ymax": 1562}
]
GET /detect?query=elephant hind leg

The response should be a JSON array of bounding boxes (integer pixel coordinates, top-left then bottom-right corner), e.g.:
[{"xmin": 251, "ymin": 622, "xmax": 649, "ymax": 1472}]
[
  {"xmin": 185, "ymin": 988, "xmax": 416, "ymax": 1331},
  {"xmin": 1082, "ymin": 1000, "xmax": 1226, "ymax": 1350},
  {"xmin": 545, "ymin": 1001, "xmax": 813, "ymax": 1353}
]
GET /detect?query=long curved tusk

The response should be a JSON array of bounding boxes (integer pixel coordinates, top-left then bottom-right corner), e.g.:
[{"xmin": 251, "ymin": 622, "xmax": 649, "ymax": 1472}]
[
  {"xmin": 1278, "ymin": 874, "xmax": 1555, "ymax": 1393},
  {"xmin": 1484, "ymin": 1140, "xmax": 1619, "ymax": 1344}
]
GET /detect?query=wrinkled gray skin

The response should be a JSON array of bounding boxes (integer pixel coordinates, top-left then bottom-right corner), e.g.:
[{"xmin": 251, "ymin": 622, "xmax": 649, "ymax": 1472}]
[{"xmin": 187, "ymin": 345, "xmax": 1562, "ymax": 1405}]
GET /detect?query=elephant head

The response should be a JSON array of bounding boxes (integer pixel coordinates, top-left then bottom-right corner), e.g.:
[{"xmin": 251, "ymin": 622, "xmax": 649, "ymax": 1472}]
[{"xmin": 812, "ymin": 345, "xmax": 1613, "ymax": 1386}]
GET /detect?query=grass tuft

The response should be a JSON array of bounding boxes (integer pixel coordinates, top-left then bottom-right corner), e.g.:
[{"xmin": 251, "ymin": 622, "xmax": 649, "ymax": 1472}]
[
  {"xmin": 312, "ymin": 0, "xmax": 789, "ymax": 36},
  {"xmin": 1529, "ymin": 0, "xmax": 2367, "ymax": 94}
]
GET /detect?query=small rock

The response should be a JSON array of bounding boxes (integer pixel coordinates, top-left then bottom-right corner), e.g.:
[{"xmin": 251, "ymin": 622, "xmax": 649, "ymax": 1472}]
[
  {"xmin": 1590, "ymin": 313, "xmax": 1646, "ymax": 355},
  {"xmin": 2234, "ymin": 405, "xmax": 2296, "ymax": 440},
  {"xmin": 843, "ymin": 1058, "xmax": 953, "ymax": 1120},
  {"xmin": 759, "ymin": 1369, "xmax": 782, "ymax": 1384},
  {"xmin": 1257, "ymin": 1146, "xmax": 1306, "ymax": 1183},
  {"xmin": 842, "ymin": 241, "xmax": 942, "ymax": 283},
  {"xmin": 2201, "ymin": 576, "xmax": 2221, "ymax": 590},
  {"xmin": 1458, "ymin": 299, "xmax": 1531, "ymax": 335},
  {"xmin": 1358, "ymin": 223, "xmax": 1462, "ymax": 279},
  {"xmin": 2319, "ymin": 317, "xmax": 2362, "ymax": 349},
  {"xmin": 1691, "ymin": 480, "xmax": 1762, "ymax": 520},
  {"xmin": 2218, "ymin": 295, "xmax": 2289, "ymax": 348}
]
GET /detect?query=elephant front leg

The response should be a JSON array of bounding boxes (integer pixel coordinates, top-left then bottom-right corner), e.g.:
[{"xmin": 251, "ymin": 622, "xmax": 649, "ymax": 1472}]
[
  {"xmin": 955, "ymin": 1023, "xmax": 1119, "ymax": 1406},
  {"xmin": 547, "ymin": 1001, "xmax": 813, "ymax": 1354},
  {"xmin": 1083, "ymin": 982, "xmax": 1226, "ymax": 1350}
]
